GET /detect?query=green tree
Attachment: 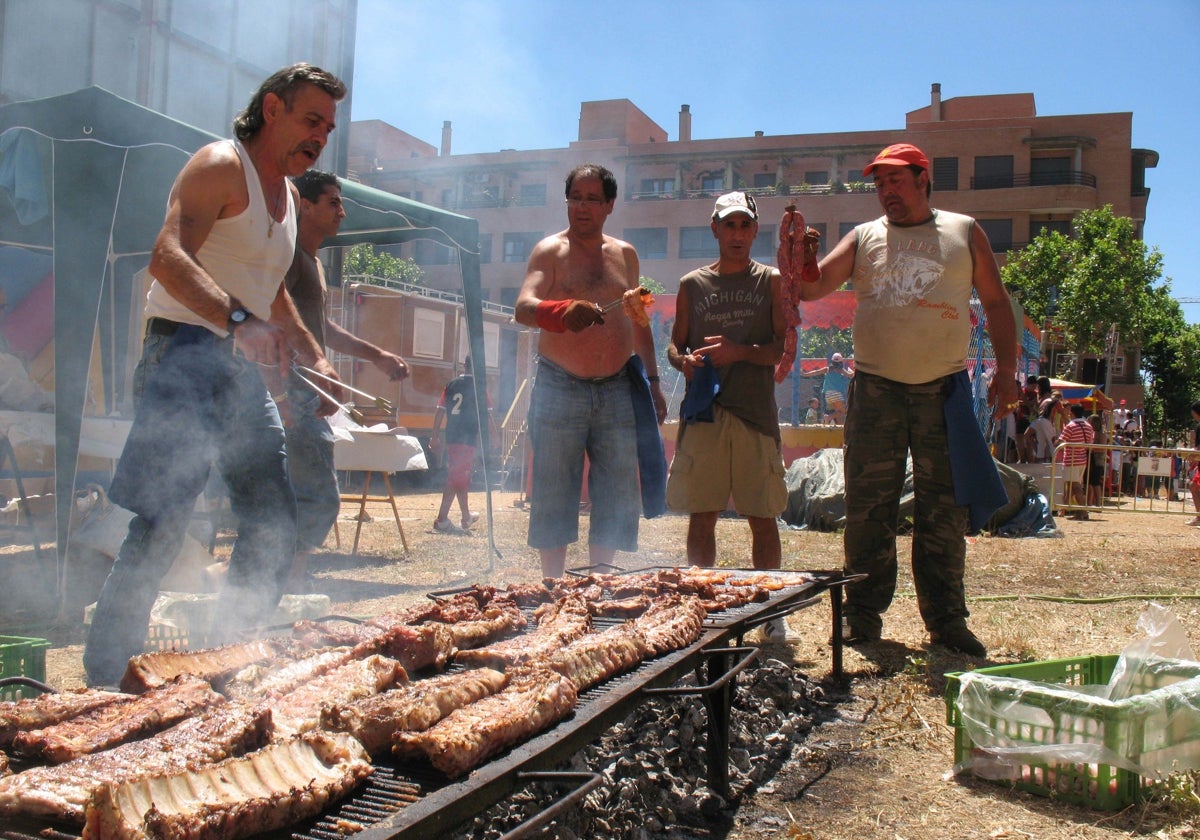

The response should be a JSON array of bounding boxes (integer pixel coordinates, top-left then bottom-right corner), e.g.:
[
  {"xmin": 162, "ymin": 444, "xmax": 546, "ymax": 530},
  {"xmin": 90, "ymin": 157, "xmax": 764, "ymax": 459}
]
[
  {"xmin": 342, "ymin": 243, "xmax": 425, "ymax": 287},
  {"xmin": 1001, "ymin": 206, "xmax": 1196, "ymax": 436}
]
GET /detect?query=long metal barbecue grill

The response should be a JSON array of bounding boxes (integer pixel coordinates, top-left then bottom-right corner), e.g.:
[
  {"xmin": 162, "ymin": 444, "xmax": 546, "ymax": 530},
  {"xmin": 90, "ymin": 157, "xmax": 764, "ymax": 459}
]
[{"xmin": 0, "ymin": 569, "xmax": 857, "ymax": 840}]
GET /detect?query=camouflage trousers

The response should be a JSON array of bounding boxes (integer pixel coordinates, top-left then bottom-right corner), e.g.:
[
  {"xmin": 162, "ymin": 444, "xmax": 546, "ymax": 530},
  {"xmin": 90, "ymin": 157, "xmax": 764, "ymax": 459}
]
[{"xmin": 842, "ymin": 371, "xmax": 969, "ymax": 635}]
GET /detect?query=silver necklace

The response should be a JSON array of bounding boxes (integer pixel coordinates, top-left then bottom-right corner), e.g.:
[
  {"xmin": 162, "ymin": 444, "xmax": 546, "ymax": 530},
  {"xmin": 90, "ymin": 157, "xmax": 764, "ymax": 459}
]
[{"xmin": 267, "ymin": 181, "xmax": 285, "ymax": 238}]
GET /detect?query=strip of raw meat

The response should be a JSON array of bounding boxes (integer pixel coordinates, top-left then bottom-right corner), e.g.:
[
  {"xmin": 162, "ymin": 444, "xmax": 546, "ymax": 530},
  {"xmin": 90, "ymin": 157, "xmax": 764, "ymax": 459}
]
[
  {"xmin": 82, "ymin": 732, "xmax": 372, "ymax": 840},
  {"xmin": 12, "ymin": 675, "xmax": 224, "ymax": 763},
  {"xmin": 0, "ymin": 702, "xmax": 271, "ymax": 824},
  {"xmin": 322, "ymin": 668, "xmax": 507, "ymax": 755},
  {"xmin": 543, "ymin": 624, "xmax": 653, "ymax": 691},
  {"xmin": 271, "ymin": 654, "xmax": 407, "ymax": 739},
  {"xmin": 120, "ymin": 637, "xmax": 293, "ymax": 692},
  {"xmin": 0, "ymin": 688, "xmax": 126, "ymax": 748},
  {"xmin": 454, "ymin": 595, "xmax": 591, "ymax": 670},
  {"xmin": 393, "ymin": 666, "xmax": 578, "ymax": 778}
]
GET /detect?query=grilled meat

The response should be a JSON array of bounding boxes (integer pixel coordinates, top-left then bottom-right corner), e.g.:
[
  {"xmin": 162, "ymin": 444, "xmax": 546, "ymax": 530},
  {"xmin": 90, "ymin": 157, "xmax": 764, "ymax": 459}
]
[
  {"xmin": 439, "ymin": 600, "xmax": 527, "ymax": 650},
  {"xmin": 588, "ymin": 594, "xmax": 652, "ymax": 618},
  {"xmin": 82, "ymin": 732, "xmax": 372, "ymax": 840},
  {"xmin": 271, "ymin": 654, "xmax": 407, "ymax": 739},
  {"xmin": 12, "ymin": 675, "xmax": 223, "ymax": 763},
  {"xmin": 543, "ymin": 623, "xmax": 653, "ymax": 691},
  {"xmin": 502, "ymin": 581, "xmax": 554, "ymax": 606},
  {"xmin": 454, "ymin": 594, "xmax": 591, "ymax": 670},
  {"xmin": 393, "ymin": 665, "xmax": 578, "ymax": 778},
  {"xmin": 222, "ymin": 646, "xmax": 356, "ymax": 702},
  {"xmin": 292, "ymin": 618, "xmax": 383, "ymax": 649},
  {"xmin": 0, "ymin": 702, "xmax": 271, "ymax": 824},
  {"xmin": 322, "ymin": 668, "xmax": 507, "ymax": 755},
  {"xmin": 120, "ymin": 638, "xmax": 293, "ymax": 693},
  {"xmin": 352, "ymin": 622, "xmax": 456, "ymax": 673},
  {"xmin": 1, "ymin": 688, "xmax": 127, "ymax": 748},
  {"xmin": 630, "ymin": 594, "xmax": 707, "ymax": 654}
]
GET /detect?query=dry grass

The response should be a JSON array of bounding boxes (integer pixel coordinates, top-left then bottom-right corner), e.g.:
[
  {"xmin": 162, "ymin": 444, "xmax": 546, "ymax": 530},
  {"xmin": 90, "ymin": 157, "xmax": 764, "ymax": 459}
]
[{"xmin": 19, "ymin": 487, "xmax": 1200, "ymax": 838}]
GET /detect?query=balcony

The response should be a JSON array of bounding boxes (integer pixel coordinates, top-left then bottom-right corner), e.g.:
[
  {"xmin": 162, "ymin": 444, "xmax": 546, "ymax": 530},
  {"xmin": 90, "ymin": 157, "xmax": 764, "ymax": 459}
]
[{"xmin": 970, "ymin": 170, "xmax": 1096, "ymax": 190}]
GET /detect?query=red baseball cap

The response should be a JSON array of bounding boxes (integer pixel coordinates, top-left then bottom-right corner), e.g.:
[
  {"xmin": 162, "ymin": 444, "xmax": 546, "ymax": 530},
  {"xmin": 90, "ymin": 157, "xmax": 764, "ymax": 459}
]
[{"xmin": 863, "ymin": 143, "xmax": 930, "ymax": 176}]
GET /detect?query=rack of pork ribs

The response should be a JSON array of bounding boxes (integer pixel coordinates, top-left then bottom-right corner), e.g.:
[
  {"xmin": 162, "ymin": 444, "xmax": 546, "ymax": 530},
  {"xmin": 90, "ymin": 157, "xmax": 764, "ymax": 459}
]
[{"xmin": 0, "ymin": 567, "xmax": 823, "ymax": 840}]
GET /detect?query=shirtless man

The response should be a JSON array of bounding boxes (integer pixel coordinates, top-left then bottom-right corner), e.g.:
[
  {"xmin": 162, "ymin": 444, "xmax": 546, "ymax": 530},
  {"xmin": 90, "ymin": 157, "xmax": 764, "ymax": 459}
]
[
  {"xmin": 83, "ymin": 64, "xmax": 347, "ymax": 686},
  {"xmin": 515, "ymin": 163, "xmax": 667, "ymax": 577}
]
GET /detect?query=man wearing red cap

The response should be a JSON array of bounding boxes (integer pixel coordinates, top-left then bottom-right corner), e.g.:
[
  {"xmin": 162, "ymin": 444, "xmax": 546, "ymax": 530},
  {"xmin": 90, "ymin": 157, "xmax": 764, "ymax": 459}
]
[{"xmin": 801, "ymin": 142, "xmax": 1018, "ymax": 657}]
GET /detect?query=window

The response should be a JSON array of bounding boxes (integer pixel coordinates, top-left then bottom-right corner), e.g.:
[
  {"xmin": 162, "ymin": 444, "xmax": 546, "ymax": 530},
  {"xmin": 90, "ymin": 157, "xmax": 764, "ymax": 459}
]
[
  {"xmin": 1033, "ymin": 220, "xmax": 1070, "ymax": 239},
  {"xmin": 932, "ymin": 157, "xmax": 958, "ymax": 191},
  {"xmin": 624, "ymin": 227, "xmax": 668, "ymax": 260},
  {"xmin": 751, "ymin": 225, "xmax": 775, "ymax": 259},
  {"xmin": 518, "ymin": 183, "xmax": 546, "ymax": 206},
  {"xmin": 973, "ymin": 155, "xmax": 1014, "ymax": 189},
  {"xmin": 478, "ymin": 234, "xmax": 492, "ymax": 264},
  {"xmin": 977, "ymin": 219, "xmax": 1013, "ymax": 251},
  {"xmin": 1031, "ymin": 157, "xmax": 1071, "ymax": 186},
  {"xmin": 804, "ymin": 170, "xmax": 829, "ymax": 186},
  {"xmin": 503, "ymin": 232, "xmax": 541, "ymax": 263},
  {"xmin": 414, "ymin": 239, "xmax": 454, "ymax": 265},
  {"xmin": 412, "ymin": 307, "xmax": 447, "ymax": 359},
  {"xmin": 753, "ymin": 173, "xmax": 776, "ymax": 188},
  {"xmin": 838, "ymin": 222, "xmax": 862, "ymax": 239},
  {"xmin": 639, "ymin": 178, "xmax": 675, "ymax": 196},
  {"xmin": 440, "ymin": 188, "xmax": 455, "ymax": 208},
  {"xmin": 700, "ymin": 173, "xmax": 724, "ymax": 192},
  {"xmin": 458, "ymin": 321, "xmax": 501, "ymax": 369},
  {"xmin": 680, "ymin": 226, "xmax": 718, "ymax": 259}
]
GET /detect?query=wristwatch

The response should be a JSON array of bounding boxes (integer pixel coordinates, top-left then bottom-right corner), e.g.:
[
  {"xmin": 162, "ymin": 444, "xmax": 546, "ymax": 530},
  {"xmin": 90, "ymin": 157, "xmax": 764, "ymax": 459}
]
[{"xmin": 227, "ymin": 306, "xmax": 251, "ymax": 332}]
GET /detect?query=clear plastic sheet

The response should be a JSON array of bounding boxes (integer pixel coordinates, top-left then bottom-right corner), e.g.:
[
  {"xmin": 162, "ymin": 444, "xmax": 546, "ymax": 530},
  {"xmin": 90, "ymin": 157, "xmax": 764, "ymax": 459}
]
[{"xmin": 955, "ymin": 603, "xmax": 1200, "ymax": 781}]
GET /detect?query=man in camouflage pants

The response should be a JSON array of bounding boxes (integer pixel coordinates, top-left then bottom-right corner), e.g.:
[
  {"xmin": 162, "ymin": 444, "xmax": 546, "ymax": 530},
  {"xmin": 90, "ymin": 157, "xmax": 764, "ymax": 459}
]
[{"xmin": 800, "ymin": 143, "xmax": 1018, "ymax": 656}]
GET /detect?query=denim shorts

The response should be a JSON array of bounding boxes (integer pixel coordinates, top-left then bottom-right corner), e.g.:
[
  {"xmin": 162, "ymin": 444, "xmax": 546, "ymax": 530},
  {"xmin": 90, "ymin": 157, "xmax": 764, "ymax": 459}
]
[{"xmin": 527, "ymin": 357, "xmax": 639, "ymax": 552}]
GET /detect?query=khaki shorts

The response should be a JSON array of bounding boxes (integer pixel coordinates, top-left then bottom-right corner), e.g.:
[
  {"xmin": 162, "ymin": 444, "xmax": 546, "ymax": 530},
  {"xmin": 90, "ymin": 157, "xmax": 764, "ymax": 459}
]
[
  {"xmin": 666, "ymin": 404, "xmax": 787, "ymax": 518},
  {"xmin": 1061, "ymin": 463, "xmax": 1086, "ymax": 484}
]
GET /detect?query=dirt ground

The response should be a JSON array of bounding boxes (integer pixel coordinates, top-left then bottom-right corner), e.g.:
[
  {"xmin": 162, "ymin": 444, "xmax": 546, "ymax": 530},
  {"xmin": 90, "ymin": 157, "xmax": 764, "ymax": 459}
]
[{"xmin": 11, "ymin": 485, "xmax": 1200, "ymax": 839}]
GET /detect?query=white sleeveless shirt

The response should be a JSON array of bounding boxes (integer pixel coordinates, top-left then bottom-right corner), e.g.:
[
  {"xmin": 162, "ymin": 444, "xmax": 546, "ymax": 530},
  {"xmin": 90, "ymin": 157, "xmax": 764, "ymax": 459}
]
[
  {"xmin": 144, "ymin": 139, "xmax": 296, "ymax": 334},
  {"xmin": 850, "ymin": 210, "xmax": 976, "ymax": 384}
]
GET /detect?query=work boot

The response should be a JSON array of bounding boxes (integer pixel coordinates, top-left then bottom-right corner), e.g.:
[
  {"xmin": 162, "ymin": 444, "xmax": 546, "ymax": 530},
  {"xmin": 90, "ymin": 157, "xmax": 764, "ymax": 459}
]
[
  {"xmin": 833, "ymin": 615, "xmax": 880, "ymax": 646},
  {"xmin": 931, "ymin": 624, "xmax": 987, "ymax": 657}
]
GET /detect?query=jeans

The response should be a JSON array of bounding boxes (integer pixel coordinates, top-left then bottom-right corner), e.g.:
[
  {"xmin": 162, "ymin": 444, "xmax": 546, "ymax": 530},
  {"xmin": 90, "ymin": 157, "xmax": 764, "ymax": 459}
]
[
  {"xmin": 527, "ymin": 356, "xmax": 639, "ymax": 552},
  {"xmin": 285, "ymin": 389, "xmax": 339, "ymax": 551},
  {"xmin": 83, "ymin": 325, "xmax": 295, "ymax": 685}
]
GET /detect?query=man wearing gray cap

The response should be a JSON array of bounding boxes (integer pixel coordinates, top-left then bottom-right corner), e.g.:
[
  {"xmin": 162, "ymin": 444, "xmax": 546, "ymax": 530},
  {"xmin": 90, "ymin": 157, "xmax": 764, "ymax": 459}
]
[
  {"xmin": 667, "ymin": 192, "xmax": 816, "ymax": 639},
  {"xmin": 802, "ymin": 143, "xmax": 1018, "ymax": 657}
]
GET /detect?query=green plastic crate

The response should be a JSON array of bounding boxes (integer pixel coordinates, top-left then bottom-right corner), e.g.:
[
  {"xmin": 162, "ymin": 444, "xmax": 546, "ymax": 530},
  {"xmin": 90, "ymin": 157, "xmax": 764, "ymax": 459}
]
[
  {"xmin": 946, "ymin": 654, "xmax": 1200, "ymax": 809},
  {"xmin": 0, "ymin": 634, "xmax": 52, "ymax": 701}
]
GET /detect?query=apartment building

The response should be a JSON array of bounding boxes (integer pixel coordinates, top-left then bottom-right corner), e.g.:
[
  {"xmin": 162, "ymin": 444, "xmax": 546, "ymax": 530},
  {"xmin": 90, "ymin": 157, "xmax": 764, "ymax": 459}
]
[
  {"xmin": 350, "ymin": 84, "xmax": 1155, "ymax": 301},
  {"xmin": 350, "ymin": 84, "xmax": 1157, "ymax": 408}
]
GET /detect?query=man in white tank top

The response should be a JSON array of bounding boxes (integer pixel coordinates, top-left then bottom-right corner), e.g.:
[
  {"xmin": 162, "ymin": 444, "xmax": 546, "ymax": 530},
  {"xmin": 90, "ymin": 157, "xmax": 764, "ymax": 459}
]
[
  {"xmin": 800, "ymin": 143, "xmax": 1018, "ymax": 658},
  {"xmin": 84, "ymin": 64, "xmax": 348, "ymax": 687}
]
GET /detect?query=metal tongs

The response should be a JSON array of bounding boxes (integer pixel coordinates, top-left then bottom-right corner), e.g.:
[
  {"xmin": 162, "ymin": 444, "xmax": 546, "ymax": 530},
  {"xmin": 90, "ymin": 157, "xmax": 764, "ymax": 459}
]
[
  {"xmin": 295, "ymin": 365, "xmax": 394, "ymax": 412},
  {"xmin": 599, "ymin": 286, "xmax": 648, "ymax": 314},
  {"xmin": 292, "ymin": 365, "xmax": 393, "ymax": 427}
]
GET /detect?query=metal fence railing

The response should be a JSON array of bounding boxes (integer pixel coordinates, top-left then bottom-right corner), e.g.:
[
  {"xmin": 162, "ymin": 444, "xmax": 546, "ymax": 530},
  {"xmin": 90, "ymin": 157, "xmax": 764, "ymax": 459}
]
[{"xmin": 1043, "ymin": 442, "xmax": 1197, "ymax": 519}]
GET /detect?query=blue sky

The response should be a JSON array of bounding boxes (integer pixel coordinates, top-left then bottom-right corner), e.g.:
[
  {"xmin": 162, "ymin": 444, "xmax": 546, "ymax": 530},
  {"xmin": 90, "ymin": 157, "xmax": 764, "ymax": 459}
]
[{"xmin": 351, "ymin": 0, "xmax": 1200, "ymax": 318}]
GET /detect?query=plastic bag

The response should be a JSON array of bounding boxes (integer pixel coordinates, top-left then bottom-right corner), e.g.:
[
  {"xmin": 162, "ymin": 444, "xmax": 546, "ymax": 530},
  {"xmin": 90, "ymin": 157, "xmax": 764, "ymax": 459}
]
[{"xmin": 955, "ymin": 603, "xmax": 1200, "ymax": 780}]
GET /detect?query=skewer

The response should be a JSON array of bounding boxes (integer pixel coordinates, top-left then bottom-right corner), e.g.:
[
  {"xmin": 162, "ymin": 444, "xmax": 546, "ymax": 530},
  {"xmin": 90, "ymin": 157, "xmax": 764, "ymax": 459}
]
[
  {"xmin": 600, "ymin": 286, "xmax": 648, "ymax": 314},
  {"xmin": 295, "ymin": 365, "xmax": 394, "ymax": 412},
  {"xmin": 293, "ymin": 371, "xmax": 368, "ymax": 426}
]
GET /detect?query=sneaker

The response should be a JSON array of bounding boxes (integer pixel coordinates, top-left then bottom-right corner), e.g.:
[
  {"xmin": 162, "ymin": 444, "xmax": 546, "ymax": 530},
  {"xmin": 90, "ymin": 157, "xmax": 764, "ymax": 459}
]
[
  {"xmin": 1187, "ymin": 516, "xmax": 1200, "ymax": 527},
  {"xmin": 433, "ymin": 518, "xmax": 465, "ymax": 535},
  {"xmin": 931, "ymin": 624, "xmax": 987, "ymax": 657},
  {"xmin": 461, "ymin": 512, "xmax": 481, "ymax": 529},
  {"xmin": 761, "ymin": 617, "xmax": 790, "ymax": 643}
]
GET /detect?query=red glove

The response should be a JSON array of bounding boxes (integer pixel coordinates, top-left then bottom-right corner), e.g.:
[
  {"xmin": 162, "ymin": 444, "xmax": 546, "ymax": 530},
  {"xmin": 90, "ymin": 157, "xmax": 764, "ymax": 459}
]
[{"xmin": 536, "ymin": 299, "xmax": 605, "ymax": 333}]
